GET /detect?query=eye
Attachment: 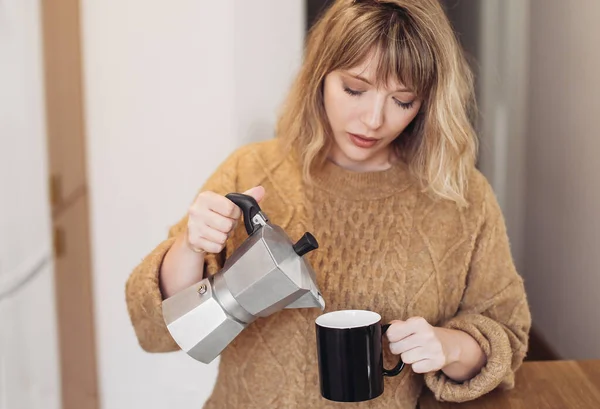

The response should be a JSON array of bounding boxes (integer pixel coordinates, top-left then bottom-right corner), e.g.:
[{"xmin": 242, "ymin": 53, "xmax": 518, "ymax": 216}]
[
  {"xmin": 393, "ymin": 98, "xmax": 415, "ymax": 110},
  {"xmin": 343, "ymin": 86, "xmax": 363, "ymax": 96}
]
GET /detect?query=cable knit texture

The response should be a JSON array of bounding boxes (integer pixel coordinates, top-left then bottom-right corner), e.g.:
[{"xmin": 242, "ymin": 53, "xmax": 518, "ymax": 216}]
[{"xmin": 125, "ymin": 139, "xmax": 531, "ymax": 408}]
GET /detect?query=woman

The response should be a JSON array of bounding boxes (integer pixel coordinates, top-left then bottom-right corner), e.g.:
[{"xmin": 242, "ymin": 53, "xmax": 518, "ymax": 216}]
[{"xmin": 125, "ymin": 0, "xmax": 531, "ymax": 407}]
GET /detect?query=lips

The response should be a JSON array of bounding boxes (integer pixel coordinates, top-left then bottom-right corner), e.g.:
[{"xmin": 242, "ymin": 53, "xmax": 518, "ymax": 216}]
[{"xmin": 348, "ymin": 133, "xmax": 379, "ymax": 149}]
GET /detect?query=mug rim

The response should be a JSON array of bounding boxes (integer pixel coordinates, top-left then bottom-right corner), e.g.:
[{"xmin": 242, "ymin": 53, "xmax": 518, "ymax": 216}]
[{"xmin": 315, "ymin": 309, "xmax": 381, "ymax": 329}]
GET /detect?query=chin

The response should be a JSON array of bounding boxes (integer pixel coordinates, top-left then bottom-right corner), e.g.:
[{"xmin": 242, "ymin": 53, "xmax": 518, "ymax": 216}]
[{"xmin": 339, "ymin": 145, "xmax": 376, "ymax": 163}]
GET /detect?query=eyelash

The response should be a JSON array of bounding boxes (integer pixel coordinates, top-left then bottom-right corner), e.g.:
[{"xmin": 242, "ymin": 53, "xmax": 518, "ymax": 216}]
[{"xmin": 343, "ymin": 86, "xmax": 415, "ymax": 110}]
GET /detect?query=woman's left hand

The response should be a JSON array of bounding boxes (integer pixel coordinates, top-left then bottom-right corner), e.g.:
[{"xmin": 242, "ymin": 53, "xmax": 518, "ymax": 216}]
[{"xmin": 386, "ymin": 317, "xmax": 457, "ymax": 374}]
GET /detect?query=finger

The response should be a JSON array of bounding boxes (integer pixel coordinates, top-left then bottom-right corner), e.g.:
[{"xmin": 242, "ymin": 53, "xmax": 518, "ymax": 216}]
[
  {"xmin": 243, "ymin": 186, "xmax": 265, "ymax": 203},
  {"xmin": 203, "ymin": 192, "xmax": 241, "ymax": 219},
  {"xmin": 411, "ymin": 359, "xmax": 438, "ymax": 374},
  {"xmin": 386, "ymin": 317, "xmax": 431, "ymax": 342},
  {"xmin": 192, "ymin": 223, "xmax": 228, "ymax": 246},
  {"xmin": 203, "ymin": 210, "xmax": 236, "ymax": 234},
  {"xmin": 386, "ymin": 320, "xmax": 419, "ymax": 343},
  {"xmin": 229, "ymin": 219, "xmax": 239, "ymax": 235},
  {"xmin": 389, "ymin": 335, "xmax": 421, "ymax": 355},
  {"xmin": 187, "ymin": 236, "xmax": 224, "ymax": 254},
  {"xmin": 400, "ymin": 347, "xmax": 427, "ymax": 365}
]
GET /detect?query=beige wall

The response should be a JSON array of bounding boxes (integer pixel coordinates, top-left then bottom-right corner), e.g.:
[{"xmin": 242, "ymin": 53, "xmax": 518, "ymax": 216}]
[
  {"xmin": 525, "ymin": 0, "xmax": 600, "ymax": 358},
  {"xmin": 80, "ymin": 1, "xmax": 304, "ymax": 407}
]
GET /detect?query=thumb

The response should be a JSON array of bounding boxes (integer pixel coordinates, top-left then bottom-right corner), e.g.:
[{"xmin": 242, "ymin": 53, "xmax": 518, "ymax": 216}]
[{"xmin": 242, "ymin": 185, "xmax": 266, "ymax": 203}]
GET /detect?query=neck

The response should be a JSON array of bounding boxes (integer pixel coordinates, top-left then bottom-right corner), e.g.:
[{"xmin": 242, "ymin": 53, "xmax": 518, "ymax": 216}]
[{"xmin": 327, "ymin": 146, "xmax": 396, "ymax": 173}]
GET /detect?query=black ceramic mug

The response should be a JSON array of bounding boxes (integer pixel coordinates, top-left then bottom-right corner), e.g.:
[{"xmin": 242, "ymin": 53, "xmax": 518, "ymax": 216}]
[{"xmin": 315, "ymin": 310, "xmax": 405, "ymax": 402}]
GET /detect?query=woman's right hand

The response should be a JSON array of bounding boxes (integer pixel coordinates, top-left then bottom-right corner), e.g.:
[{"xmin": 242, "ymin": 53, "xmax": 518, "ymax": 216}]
[
  {"xmin": 160, "ymin": 186, "xmax": 265, "ymax": 299},
  {"xmin": 185, "ymin": 186, "xmax": 266, "ymax": 254}
]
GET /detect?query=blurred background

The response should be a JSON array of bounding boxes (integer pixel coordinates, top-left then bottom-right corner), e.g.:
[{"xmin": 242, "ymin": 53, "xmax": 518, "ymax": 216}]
[{"xmin": 1, "ymin": 0, "xmax": 598, "ymax": 408}]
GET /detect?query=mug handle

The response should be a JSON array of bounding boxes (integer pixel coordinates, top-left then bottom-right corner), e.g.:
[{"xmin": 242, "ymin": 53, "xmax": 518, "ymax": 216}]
[{"xmin": 382, "ymin": 324, "xmax": 405, "ymax": 376}]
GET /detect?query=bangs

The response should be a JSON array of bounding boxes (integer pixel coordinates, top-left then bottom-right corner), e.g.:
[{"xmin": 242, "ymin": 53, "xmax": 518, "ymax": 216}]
[{"xmin": 328, "ymin": 1, "xmax": 437, "ymax": 97}]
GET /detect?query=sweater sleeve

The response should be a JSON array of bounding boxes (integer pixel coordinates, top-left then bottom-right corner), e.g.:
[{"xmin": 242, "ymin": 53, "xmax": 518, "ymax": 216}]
[
  {"xmin": 125, "ymin": 148, "xmax": 244, "ymax": 353},
  {"xmin": 424, "ymin": 180, "xmax": 532, "ymax": 402}
]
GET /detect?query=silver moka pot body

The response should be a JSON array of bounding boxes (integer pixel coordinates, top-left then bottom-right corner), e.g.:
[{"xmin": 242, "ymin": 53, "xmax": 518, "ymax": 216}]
[{"xmin": 162, "ymin": 193, "xmax": 325, "ymax": 363}]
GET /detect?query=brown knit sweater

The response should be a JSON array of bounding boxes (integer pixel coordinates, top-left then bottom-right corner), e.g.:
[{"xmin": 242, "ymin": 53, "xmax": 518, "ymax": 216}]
[{"xmin": 125, "ymin": 139, "xmax": 531, "ymax": 408}]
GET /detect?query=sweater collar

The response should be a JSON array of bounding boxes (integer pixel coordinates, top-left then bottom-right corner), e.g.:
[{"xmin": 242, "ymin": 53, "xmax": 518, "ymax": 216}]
[{"xmin": 311, "ymin": 158, "xmax": 413, "ymax": 200}]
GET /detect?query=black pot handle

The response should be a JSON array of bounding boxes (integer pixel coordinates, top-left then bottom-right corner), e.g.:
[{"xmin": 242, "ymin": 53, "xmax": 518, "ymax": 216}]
[
  {"xmin": 225, "ymin": 193, "xmax": 265, "ymax": 236},
  {"xmin": 382, "ymin": 323, "xmax": 405, "ymax": 376}
]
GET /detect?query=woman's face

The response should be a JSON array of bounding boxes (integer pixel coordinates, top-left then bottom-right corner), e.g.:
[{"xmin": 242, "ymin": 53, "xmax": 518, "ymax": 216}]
[{"xmin": 323, "ymin": 57, "xmax": 422, "ymax": 172}]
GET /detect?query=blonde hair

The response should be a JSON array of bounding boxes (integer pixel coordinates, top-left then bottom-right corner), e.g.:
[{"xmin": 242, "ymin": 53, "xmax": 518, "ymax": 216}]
[{"xmin": 276, "ymin": 0, "xmax": 477, "ymax": 206}]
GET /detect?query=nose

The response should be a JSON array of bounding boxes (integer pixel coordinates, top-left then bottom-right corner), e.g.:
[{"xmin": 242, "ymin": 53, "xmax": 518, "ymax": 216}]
[{"xmin": 360, "ymin": 96, "xmax": 385, "ymax": 131}]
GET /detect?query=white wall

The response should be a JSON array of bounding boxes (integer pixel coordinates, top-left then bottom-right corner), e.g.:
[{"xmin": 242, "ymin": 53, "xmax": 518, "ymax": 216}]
[
  {"xmin": 477, "ymin": 0, "xmax": 530, "ymax": 274},
  {"xmin": 525, "ymin": 0, "xmax": 600, "ymax": 359},
  {"xmin": 445, "ymin": 0, "xmax": 531, "ymax": 276},
  {"xmin": 234, "ymin": 1, "xmax": 305, "ymax": 144},
  {"xmin": 0, "ymin": 1, "xmax": 60, "ymax": 408},
  {"xmin": 80, "ymin": 1, "xmax": 304, "ymax": 408}
]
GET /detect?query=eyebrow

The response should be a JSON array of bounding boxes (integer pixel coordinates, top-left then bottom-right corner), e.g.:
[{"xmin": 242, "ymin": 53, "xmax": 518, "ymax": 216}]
[{"xmin": 346, "ymin": 73, "xmax": 412, "ymax": 93}]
